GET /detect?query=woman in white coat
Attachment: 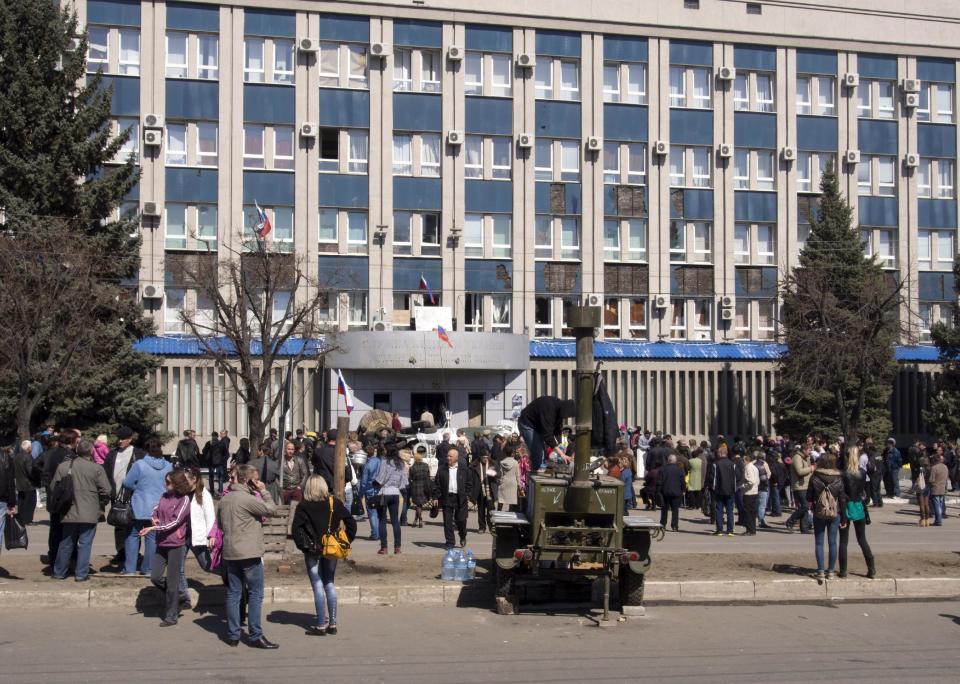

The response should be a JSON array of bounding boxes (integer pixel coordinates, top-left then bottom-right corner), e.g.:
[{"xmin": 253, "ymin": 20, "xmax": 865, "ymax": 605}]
[{"xmin": 178, "ymin": 469, "xmax": 217, "ymax": 607}]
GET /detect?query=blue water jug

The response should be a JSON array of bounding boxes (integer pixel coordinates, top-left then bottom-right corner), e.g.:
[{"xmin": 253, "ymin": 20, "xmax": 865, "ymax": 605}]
[
  {"xmin": 466, "ymin": 549, "xmax": 476, "ymax": 580},
  {"xmin": 454, "ymin": 551, "xmax": 469, "ymax": 582},
  {"xmin": 441, "ymin": 549, "xmax": 457, "ymax": 581}
]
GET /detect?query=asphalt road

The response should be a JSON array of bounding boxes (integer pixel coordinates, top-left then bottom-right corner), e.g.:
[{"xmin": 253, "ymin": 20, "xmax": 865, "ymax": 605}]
[{"xmin": 1, "ymin": 601, "xmax": 958, "ymax": 683}]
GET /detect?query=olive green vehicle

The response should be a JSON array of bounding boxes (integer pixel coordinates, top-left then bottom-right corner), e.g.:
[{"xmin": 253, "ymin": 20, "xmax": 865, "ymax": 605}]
[{"xmin": 491, "ymin": 306, "xmax": 663, "ymax": 617}]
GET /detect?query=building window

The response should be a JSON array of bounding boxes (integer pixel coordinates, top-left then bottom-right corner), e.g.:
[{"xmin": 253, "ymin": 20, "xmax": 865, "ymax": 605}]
[
  {"xmin": 669, "ymin": 65, "xmax": 712, "ymax": 109},
  {"xmin": 87, "ymin": 26, "xmax": 109, "ymax": 72},
  {"xmin": 671, "ymin": 298, "xmax": 713, "ymax": 340},
  {"xmin": 604, "ymin": 142, "xmax": 646, "ymax": 185},
  {"xmin": 243, "ymin": 125, "xmax": 265, "ymax": 169},
  {"xmin": 112, "ymin": 117, "xmax": 139, "ymax": 164},
  {"xmin": 165, "ymin": 31, "xmax": 218, "ymax": 80},
  {"xmin": 165, "ymin": 123, "xmax": 187, "ymax": 165},
  {"xmin": 670, "ymin": 220, "xmax": 712, "ymax": 263},
  {"xmin": 535, "ymin": 216, "xmax": 580, "ymax": 260},
  {"xmin": 670, "ymin": 146, "xmax": 712, "ymax": 188},
  {"xmin": 733, "ymin": 71, "xmax": 775, "ymax": 112},
  {"xmin": 164, "ymin": 203, "xmax": 217, "ymax": 251},
  {"xmin": 857, "ymin": 155, "xmax": 896, "ymax": 197},
  {"xmin": 464, "ymin": 135, "xmax": 512, "ymax": 180},
  {"xmin": 464, "ymin": 51, "xmax": 512, "ymax": 97},
  {"xmin": 734, "ymin": 149, "xmax": 776, "ymax": 191},
  {"xmin": 918, "ymin": 158, "xmax": 955, "ymax": 199},
  {"xmin": 918, "ymin": 229, "xmax": 955, "ymax": 271},
  {"xmin": 241, "ymin": 205, "xmax": 293, "ymax": 252},
  {"xmin": 796, "ymin": 74, "xmax": 835, "ymax": 116},
  {"xmin": 918, "ymin": 82, "xmax": 955, "ymax": 124},
  {"xmin": 535, "ymin": 57, "xmax": 580, "ymax": 101},
  {"xmin": 797, "ymin": 151, "xmax": 836, "ymax": 193},
  {"xmin": 465, "ymin": 294, "xmax": 512, "ymax": 332},
  {"xmin": 118, "ymin": 29, "xmax": 140, "ymax": 75},
  {"xmin": 603, "ymin": 218, "xmax": 647, "ymax": 262},
  {"xmin": 318, "ymin": 209, "xmax": 369, "ymax": 255},
  {"xmin": 463, "ymin": 214, "xmax": 512, "ymax": 259},
  {"xmin": 318, "ymin": 128, "xmax": 368, "ymax": 174},
  {"xmin": 164, "ymin": 288, "xmax": 186, "ymax": 332},
  {"xmin": 393, "ymin": 47, "xmax": 441, "ymax": 93},
  {"xmin": 244, "ymin": 37, "xmax": 295, "ymax": 85},
  {"xmin": 317, "ymin": 41, "xmax": 369, "ymax": 89},
  {"xmin": 535, "ymin": 138, "xmax": 581, "ymax": 182},
  {"xmin": 196, "ymin": 122, "xmax": 218, "ymax": 167},
  {"xmin": 393, "ymin": 211, "xmax": 441, "ymax": 258},
  {"xmin": 918, "ymin": 302, "xmax": 952, "ymax": 343},
  {"xmin": 392, "ymin": 132, "xmax": 440, "ymax": 178},
  {"xmin": 856, "ymin": 79, "xmax": 896, "ymax": 119},
  {"xmin": 533, "ymin": 296, "xmax": 551, "ymax": 337},
  {"xmin": 603, "ymin": 61, "xmax": 647, "ymax": 105},
  {"xmin": 860, "ymin": 227, "xmax": 897, "ymax": 268},
  {"xmin": 166, "ymin": 32, "xmax": 188, "ymax": 78},
  {"xmin": 734, "ymin": 223, "xmax": 776, "ymax": 265},
  {"xmin": 731, "ymin": 299, "xmax": 777, "ymax": 340}
]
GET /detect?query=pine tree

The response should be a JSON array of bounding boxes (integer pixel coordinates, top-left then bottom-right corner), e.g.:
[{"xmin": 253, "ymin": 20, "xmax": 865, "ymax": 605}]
[
  {"xmin": 0, "ymin": 0, "xmax": 162, "ymax": 440},
  {"xmin": 774, "ymin": 164, "xmax": 901, "ymax": 444},
  {"xmin": 922, "ymin": 256, "xmax": 960, "ymax": 439}
]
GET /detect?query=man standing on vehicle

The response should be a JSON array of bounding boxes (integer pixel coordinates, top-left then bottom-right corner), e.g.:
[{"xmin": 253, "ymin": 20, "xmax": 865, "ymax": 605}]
[{"xmin": 517, "ymin": 396, "xmax": 576, "ymax": 471}]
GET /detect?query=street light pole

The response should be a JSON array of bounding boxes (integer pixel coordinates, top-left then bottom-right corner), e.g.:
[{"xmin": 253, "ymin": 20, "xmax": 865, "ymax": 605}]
[{"xmin": 374, "ymin": 224, "xmax": 388, "ymax": 321}]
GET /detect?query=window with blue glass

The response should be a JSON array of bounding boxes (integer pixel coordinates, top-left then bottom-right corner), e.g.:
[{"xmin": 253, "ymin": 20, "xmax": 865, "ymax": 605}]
[
  {"xmin": 244, "ymin": 36, "xmax": 294, "ymax": 85},
  {"xmin": 242, "ymin": 205, "xmax": 293, "ymax": 252},
  {"xmin": 796, "ymin": 73, "xmax": 835, "ymax": 116},
  {"xmin": 166, "ymin": 31, "xmax": 218, "ymax": 80},
  {"xmin": 733, "ymin": 70, "xmax": 774, "ymax": 112},
  {"xmin": 87, "ymin": 24, "xmax": 140, "ymax": 75}
]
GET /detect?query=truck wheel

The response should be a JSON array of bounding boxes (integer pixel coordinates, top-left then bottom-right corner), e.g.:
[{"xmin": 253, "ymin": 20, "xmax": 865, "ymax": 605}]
[
  {"xmin": 495, "ymin": 567, "xmax": 519, "ymax": 615},
  {"xmin": 619, "ymin": 569, "xmax": 645, "ymax": 606}
]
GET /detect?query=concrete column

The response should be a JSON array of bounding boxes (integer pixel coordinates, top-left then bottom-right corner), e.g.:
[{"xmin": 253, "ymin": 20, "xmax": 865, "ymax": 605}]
[
  {"xmin": 581, "ymin": 32, "xmax": 599, "ymax": 297},
  {"xmin": 841, "ymin": 52, "xmax": 858, "ymax": 223},
  {"xmin": 716, "ymin": 42, "xmax": 734, "ymax": 334},
  {"xmin": 784, "ymin": 48, "xmax": 800, "ymax": 269},
  {"xmin": 300, "ymin": 10, "xmax": 320, "ymax": 300},
  {"xmin": 517, "ymin": 28, "xmax": 536, "ymax": 337},
  {"xmin": 651, "ymin": 38, "xmax": 670, "ymax": 340},
  {"xmin": 441, "ymin": 21, "xmax": 457, "ymax": 323},
  {"xmin": 902, "ymin": 56, "xmax": 919, "ymax": 339}
]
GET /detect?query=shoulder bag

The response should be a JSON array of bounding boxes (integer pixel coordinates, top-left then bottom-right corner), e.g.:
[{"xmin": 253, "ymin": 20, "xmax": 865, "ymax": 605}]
[
  {"xmin": 321, "ymin": 496, "xmax": 351, "ymax": 560},
  {"xmin": 107, "ymin": 490, "xmax": 134, "ymax": 528}
]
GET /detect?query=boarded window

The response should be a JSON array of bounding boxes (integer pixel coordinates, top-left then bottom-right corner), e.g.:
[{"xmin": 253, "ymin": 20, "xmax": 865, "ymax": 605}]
[
  {"xmin": 616, "ymin": 185, "xmax": 646, "ymax": 217},
  {"xmin": 671, "ymin": 265, "xmax": 714, "ymax": 295},
  {"xmin": 550, "ymin": 183, "xmax": 566, "ymax": 214},
  {"xmin": 604, "ymin": 264, "xmax": 649, "ymax": 295},
  {"xmin": 542, "ymin": 262, "xmax": 580, "ymax": 293}
]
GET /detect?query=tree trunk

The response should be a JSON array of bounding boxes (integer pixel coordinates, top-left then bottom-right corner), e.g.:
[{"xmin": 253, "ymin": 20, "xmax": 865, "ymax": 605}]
[
  {"xmin": 247, "ymin": 401, "xmax": 264, "ymax": 454},
  {"xmin": 16, "ymin": 395, "xmax": 34, "ymax": 442}
]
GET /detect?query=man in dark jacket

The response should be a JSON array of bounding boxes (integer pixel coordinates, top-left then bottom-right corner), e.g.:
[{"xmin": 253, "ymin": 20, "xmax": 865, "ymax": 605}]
[
  {"xmin": 518, "ymin": 396, "xmax": 576, "ymax": 471},
  {"xmin": 706, "ymin": 448, "xmax": 737, "ymax": 536},
  {"xmin": 591, "ymin": 377, "xmax": 618, "ymax": 456},
  {"xmin": 433, "ymin": 448, "xmax": 478, "ymax": 549},
  {"xmin": 174, "ymin": 430, "xmax": 201, "ymax": 469},
  {"xmin": 0, "ymin": 447, "xmax": 17, "ymax": 559},
  {"xmin": 36, "ymin": 429, "xmax": 79, "ymax": 565},
  {"xmin": 883, "ymin": 438, "xmax": 902, "ymax": 498},
  {"xmin": 102, "ymin": 426, "xmax": 145, "ymax": 565},
  {"xmin": 13, "ymin": 440, "xmax": 37, "ymax": 524},
  {"xmin": 312, "ymin": 430, "xmax": 353, "ymax": 493},
  {"xmin": 656, "ymin": 455, "xmax": 686, "ymax": 532}
]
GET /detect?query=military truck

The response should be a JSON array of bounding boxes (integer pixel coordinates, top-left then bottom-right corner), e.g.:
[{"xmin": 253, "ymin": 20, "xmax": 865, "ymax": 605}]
[{"xmin": 491, "ymin": 305, "xmax": 662, "ymax": 617}]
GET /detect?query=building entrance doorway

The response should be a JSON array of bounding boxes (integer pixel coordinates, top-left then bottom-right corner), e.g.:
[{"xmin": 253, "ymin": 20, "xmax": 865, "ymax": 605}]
[
  {"xmin": 411, "ymin": 392, "xmax": 448, "ymax": 427},
  {"xmin": 468, "ymin": 393, "xmax": 485, "ymax": 427}
]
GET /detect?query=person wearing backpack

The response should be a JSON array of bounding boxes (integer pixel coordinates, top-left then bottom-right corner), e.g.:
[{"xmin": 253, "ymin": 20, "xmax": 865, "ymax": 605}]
[
  {"xmin": 291, "ymin": 475, "xmax": 357, "ymax": 636},
  {"xmin": 839, "ymin": 446, "xmax": 875, "ymax": 579},
  {"xmin": 806, "ymin": 452, "xmax": 847, "ymax": 582}
]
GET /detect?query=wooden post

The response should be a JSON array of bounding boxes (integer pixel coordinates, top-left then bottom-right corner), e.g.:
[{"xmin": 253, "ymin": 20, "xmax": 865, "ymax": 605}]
[{"xmin": 333, "ymin": 415, "xmax": 350, "ymax": 501}]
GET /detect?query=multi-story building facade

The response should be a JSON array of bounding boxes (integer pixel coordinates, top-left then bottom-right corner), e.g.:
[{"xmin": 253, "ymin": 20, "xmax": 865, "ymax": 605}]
[{"xmin": 76, "ymin": 0, "xmax": 960, "ymax": 441}]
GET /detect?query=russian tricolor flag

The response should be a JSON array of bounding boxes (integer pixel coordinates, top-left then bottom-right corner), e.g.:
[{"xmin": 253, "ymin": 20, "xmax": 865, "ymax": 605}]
[
  {"xmin": 418, "ymin": 273, "xmax": 436, "ymax": 305},
  {"xmin": 336, "ymin": 369, "xmax": 354, "ymax": 414},
  {"xmin": 437, "ymin": 325, "xmax": 453, "ymax": 348},
  {"xmin": 254, "ymin": 201, "xmax": 272, "ymax": 238}
]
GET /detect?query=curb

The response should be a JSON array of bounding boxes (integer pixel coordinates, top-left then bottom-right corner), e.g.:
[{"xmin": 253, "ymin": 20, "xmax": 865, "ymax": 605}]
[{"xmin": 1, "ymin": 577, "xmax": 958, "ymax": 609}]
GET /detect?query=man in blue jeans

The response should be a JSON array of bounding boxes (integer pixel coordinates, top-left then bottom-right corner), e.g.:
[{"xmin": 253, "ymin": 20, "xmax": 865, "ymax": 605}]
[
  {"xmin": 218, "ymin": 465, "xmax": 279, "ymax": 649},
  {"xmin": 706, "ymin": 447, "xmax": 737, "ymax": 536},
  {"xmin": 50, "ymin": 441, "xmax": 111, "ymax": 581}
]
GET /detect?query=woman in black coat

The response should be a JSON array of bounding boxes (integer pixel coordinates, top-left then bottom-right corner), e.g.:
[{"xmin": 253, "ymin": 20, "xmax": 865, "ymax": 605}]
[
  {"xmin": 840, "ymin": 447, "xmax": 875, "ymax": 579},
  {"xmin": 291, "ymin": 475, "xmax": 358, "ymax": 635},
  {"xmin": 407, "ymin": 451, "xmax": 432, "ymax": 528}
]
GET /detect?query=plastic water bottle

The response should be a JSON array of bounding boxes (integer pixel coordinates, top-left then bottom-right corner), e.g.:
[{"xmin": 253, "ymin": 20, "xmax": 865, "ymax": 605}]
[
  {"xmin": 466, "ymin": 549, "xmax": 476, "ymax": 580},
  {"xmin": 455, "ymin": 550, "xmax": 469, "ymax": 582},
  {"xmin": 441, "ymin": 549, "xmax": 456, "ymax": 581}
]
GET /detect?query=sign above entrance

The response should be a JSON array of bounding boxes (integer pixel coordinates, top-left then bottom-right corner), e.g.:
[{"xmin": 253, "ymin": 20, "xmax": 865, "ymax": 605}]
[
  {"xmin": 413, "ymin": 305, "xmax": 453, "ymax": 331},
  {"xmin": 328, "ymin": 331, "xmax": 529, "ymax": 370}
]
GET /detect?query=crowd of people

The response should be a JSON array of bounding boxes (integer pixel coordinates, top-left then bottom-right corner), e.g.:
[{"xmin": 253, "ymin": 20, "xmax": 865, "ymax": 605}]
[{"xmin": 0, "ymin": 419, "xmax": 955, "ymax": 642}]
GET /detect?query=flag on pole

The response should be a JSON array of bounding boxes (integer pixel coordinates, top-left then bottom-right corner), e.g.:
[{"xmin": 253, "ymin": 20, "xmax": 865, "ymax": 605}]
[
  {"xmin": 336, "ymin": 369, "xmax": 355, "ymax": 414},
  {"xmin": 418, "ymin": 273, "xmax": 436, "ymax": 305},
  {"xmin": 437, "ymin": 325, "xmax": 453, "ymax": 348},
  {"xmin": 254, "ymin": 201, "xmax": 272, "ymax": 238}
]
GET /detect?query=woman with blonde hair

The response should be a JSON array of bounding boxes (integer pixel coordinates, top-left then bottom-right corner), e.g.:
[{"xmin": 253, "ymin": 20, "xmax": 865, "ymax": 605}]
[
  {"xmin": 839, "ymin": 446, "xmax": 875, "ymax": 579},
  {"xmin": 291, "ymin": 475, "xmax": 357, "ymax": 636}
]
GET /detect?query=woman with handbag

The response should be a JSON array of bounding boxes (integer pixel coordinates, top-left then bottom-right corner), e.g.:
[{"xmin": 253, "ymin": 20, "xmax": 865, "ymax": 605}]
[
  {"xmin": 408, "ymin": 451, "xmax": 432, "ymax": 528},
  {"xmin": 291, "ymin": 475, "xmax": 357, "ymax": 636},
  {"xmin": 176, "ymin": 469, "xmax": 217, "ymax": 607},
  {"xmin": 839, "ymin": 447, "xmax": 876, "ymax": 579}
]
